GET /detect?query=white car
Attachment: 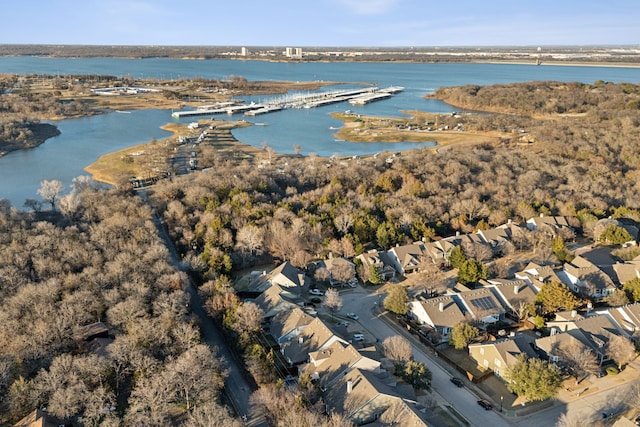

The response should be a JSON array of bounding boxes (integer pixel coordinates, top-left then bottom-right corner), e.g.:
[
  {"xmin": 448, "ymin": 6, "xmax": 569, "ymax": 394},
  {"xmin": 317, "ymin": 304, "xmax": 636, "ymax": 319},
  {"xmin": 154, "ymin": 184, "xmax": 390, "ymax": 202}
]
[
  {"xmin": 309, "ymin": 288, "xmax": 324, "ymax": 296},
  {"xmin": 353, "ymin": 333, "xmax": 365, "ymax": 342},
  {"xmin": 346, "ymin": 312, "xmax": 359, "ymax": 321}
]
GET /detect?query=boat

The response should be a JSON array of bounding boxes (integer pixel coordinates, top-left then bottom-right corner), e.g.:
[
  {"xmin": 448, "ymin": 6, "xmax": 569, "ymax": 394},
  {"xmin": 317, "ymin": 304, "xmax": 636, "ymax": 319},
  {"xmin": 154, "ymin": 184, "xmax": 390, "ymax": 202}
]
[{"xmin": 254, "ymin": 122, "xmax": 268, "ymax": 126}]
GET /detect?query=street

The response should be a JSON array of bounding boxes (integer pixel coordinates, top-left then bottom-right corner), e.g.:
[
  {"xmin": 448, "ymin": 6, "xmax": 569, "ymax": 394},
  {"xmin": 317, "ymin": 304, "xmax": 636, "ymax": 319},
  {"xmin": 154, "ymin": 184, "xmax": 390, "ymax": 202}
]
[{"xmin": 339, "ymin": 289, "xmax": 513, "ymax": 427}]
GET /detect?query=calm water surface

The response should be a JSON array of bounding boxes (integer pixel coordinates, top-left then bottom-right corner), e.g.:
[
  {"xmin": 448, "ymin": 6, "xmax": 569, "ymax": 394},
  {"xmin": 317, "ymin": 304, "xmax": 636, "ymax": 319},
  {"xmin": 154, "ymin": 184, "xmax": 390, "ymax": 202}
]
[{"xmin": 0, "ymin": 57, "xmax": 638, "ymax": 207}]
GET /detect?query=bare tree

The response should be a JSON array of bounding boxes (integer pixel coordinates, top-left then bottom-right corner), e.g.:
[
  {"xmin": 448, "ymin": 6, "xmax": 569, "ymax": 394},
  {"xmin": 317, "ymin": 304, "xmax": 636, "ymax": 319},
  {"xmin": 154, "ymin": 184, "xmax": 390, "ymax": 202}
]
[
  {"xmin": 232, "ymin": 302, "xmax": 264, "ymax": 335},
  {"xmin": 37, "ymin": 179, "xmax": 64, "ymax": 210},
  {"xmin": 380, "ymin": 400, "xmax": 408, "ymax": 426},
  {"xmin": 324, "ymin": 289, "xmax": 343, "ymax": 317},
  {"xmin": 607, "ymin": 335, "xmax": 637, "ymax": 370},
  {"xmin": 382, "ymin": 336, "xmax": 413, "ymax": 366},
  {"xmin": 558, "ymin": 342, "xmax": 599, "ymax": 382},
  {"xmin": 330, "ymin": 258, "xmax": 356, "ymax": 284},
  {"xmin": 235, "ymin": 224, "xmax": 264, "ymax": 257},
  {"xmin": 314, "ymin": 266, "xmax": 330, "ymax": 284}
]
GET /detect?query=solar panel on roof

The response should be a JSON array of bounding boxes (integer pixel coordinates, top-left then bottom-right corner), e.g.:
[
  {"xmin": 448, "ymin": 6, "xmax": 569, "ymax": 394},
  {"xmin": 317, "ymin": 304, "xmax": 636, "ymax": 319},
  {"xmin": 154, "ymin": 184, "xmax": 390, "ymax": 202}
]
[{"xmin": 470, "ymin": 296, "xmax": 497, "ymax": 311}]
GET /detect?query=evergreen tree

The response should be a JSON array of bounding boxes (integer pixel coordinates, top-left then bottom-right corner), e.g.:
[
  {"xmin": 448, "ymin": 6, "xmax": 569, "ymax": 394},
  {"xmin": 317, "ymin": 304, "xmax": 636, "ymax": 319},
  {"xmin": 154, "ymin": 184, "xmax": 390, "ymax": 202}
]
[
  {"xmin": 449, "ymin": 245, "xmax": 467, "ymax": 269},
  {"xmin": 449, "ymin": 322, "xmax": 479, "ymax": 350},
  {"xmin": 400, "ymin": 360, "xmax": 432, "ymax": 391},
  {"xmin": 368, "ymin": 264, "xmax": 382, "ymax": 285},
  {"xmin": 535, "ymin": 280, "xmax": 581, "ymax": 314},
  {"xmin": 507, "ymin": 355, "xmax": 562, "ymax": 402},
  {"xmin": 383, "ymin": 285, "xmax": 408, "ymax": 315},
  {"xmin": 457, "ymin": 260, "xmax": 488, "ymax": 286}
]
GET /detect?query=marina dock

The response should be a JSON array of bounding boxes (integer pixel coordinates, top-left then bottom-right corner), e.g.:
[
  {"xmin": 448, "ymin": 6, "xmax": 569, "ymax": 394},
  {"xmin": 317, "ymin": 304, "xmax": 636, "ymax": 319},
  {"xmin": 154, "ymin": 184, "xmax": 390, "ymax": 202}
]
[{"xmin": 171, "ymin": 86, "xmax": 404, "ymax": 118}]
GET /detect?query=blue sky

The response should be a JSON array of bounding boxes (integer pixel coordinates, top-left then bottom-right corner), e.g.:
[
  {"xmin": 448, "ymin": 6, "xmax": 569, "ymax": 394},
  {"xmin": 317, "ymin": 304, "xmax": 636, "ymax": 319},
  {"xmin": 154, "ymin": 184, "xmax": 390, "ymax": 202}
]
[{"xmin": 3, "ymin": 0, "xmax": 639, "ymax": 47}]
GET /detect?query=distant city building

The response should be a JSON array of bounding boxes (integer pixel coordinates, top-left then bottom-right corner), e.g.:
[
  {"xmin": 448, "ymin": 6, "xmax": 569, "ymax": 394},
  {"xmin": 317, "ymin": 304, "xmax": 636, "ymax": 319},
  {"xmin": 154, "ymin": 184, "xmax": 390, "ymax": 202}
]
[
  {"xmin": 241, "ymin": 46, "xmax": 249, "ymax": 56},
  {"xmin": 285, "ymin": 47, "xmax": 303, "ymax": 59}
]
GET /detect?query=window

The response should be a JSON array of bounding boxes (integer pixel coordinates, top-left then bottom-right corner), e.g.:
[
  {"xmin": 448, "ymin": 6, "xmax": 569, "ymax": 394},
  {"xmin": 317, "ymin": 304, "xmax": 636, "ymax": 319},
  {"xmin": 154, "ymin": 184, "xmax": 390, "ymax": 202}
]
[
  {"xmin": 480, "ymin": 347, "xmax": 484, "ymax": 355},
  {"xmin": 495, "ymin": 359, "xmax": 501, "ymax": 367}
]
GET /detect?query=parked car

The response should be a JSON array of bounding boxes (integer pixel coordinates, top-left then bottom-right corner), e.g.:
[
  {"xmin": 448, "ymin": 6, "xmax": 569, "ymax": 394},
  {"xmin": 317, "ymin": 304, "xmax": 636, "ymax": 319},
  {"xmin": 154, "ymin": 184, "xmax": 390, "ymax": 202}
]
[
  {"xmin": 353, "ymin": 333, "xmax": 365, "ymax": 342},
  {"xmin": 346, "ymin": 312, "xmax": 360, "ymax": 321},
  {"xmin": 347, "ymin": 279, "xmax": 358, "ymax": 288},
  {"xmin": 309, "ymin": 288, "xmax": 324, "ymax": 296},
  {"xmin": 477, "ymin": 400, "xmax": 493, "ymax": 410},
  {"xmin": 335, "ymin": 321, "xmax": 350, "ymax": 327},
  {"xmin": 450, "ymin": 377, "xmax": 463, "ymax": 388}
]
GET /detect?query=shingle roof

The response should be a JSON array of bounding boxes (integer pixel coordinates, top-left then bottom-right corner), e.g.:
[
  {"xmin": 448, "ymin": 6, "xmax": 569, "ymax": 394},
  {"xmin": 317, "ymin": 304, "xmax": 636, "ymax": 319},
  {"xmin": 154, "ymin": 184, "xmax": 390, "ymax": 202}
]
[
  {"xmin": 280, "ymin": 317, "xmax": 341, "ymax": 365},
  {"xmin": 411, "ymin": 295, "xmax": 466, "ymax": 330},
  {"xmin": 269, "ymin": 307, "xmax": 314, "ymax": 342}
]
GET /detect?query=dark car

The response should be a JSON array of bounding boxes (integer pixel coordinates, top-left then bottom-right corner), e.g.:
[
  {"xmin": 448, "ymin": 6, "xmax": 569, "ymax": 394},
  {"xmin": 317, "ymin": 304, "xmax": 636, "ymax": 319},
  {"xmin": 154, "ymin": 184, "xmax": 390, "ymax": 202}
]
[
  {"xmin": 477, "ymin": 399, "xmax": 493, "ymax": 410},
  {"xmin": 450, "ymin": 377, "xmax": 464, "ymax": 387}
]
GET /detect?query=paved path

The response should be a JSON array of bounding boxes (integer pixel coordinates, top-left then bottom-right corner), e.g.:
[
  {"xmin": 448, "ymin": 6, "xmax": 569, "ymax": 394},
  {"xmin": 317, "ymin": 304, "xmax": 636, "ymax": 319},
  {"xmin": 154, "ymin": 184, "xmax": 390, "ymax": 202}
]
[{"xmin": 150, "ymin": 209, "xmax": 267, "ymax": 426}]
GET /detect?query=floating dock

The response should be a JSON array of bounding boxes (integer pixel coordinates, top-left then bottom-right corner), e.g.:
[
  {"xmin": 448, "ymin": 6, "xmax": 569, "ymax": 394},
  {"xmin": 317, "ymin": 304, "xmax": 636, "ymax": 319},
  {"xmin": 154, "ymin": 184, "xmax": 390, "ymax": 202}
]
[{"xmin": 171, "ymin": 86, "xmax": 402, "ymax": 118}]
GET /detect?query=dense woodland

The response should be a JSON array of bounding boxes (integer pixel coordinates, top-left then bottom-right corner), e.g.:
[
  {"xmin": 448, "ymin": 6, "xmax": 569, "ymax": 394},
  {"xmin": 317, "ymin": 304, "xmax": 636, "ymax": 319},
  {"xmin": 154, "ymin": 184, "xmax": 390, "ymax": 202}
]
[
  {"xmin": 0, "ymin": 183, "xmax": 239, "ymax": 426},
  {"xmin": 150, "ymin": 82, "xmax": 640, "ymax": 278},
  {"xmin": 2, "ymin": 80, "xmax": 640, "ymax": 425}
]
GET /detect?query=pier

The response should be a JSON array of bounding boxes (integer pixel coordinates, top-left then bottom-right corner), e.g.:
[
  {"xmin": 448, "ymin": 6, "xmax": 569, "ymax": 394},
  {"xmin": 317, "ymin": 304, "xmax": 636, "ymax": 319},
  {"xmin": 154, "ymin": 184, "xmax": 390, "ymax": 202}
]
[{"xmin": 171, "ymin": 86, "xmax": 403, "ymax": 118}]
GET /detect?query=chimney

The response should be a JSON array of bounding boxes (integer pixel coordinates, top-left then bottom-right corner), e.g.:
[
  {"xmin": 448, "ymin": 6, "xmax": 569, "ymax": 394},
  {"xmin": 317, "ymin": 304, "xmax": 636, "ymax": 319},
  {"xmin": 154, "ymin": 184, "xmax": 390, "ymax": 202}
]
[
  {"xmin": 539, "ymin": 213, "xmax": 544, "ymax": 217},
  {"xmin": 298, "ymin": 274, "xmax": 305, "ymax": 287},
  {"xmin": 347, "ymin": 380, "xmax": 353, "ymax": 394},
  {"xmin": 514, "ymin": 285, "xmax": 519, "ymax": 295},
  {"xmin": 507, "ymin": 219, "xmax": 512, "ymax": 224},
  {"xmin": 329, "ymin": 251, "xmax": 333, "ymax": 259},
  {"xmin": 299, "ymin": 336, "xmax": 304, "ymax": 344},
  {"xmin": 439, "ymin": 302, "xmax": 444, "ymax": 312},
  {"xmin": 456, "ymin": 231, "xmax": 460, "ymax": 236},
  {"xmin": 571, "ymin": 310, "xmax": 577, "ymax": 318}
]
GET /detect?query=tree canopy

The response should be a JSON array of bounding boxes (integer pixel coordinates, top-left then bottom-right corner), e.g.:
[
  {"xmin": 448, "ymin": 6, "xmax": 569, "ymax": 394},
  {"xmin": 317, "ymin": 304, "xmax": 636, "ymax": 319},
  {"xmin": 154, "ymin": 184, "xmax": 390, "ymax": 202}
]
[
  {"xmin": 506, "ymin": 355, "xmax": 562, "ymax": 402},
  {"xmin": 383, "ymin": 285, "xmax": 408, "ymax": 315},
  {"xmin": 535, "ymin": 280, "xmax": 582, "ymax": 314},
  {"xmin": 449, "ymin": 322, "xmax": 479, "ymax": 350}
]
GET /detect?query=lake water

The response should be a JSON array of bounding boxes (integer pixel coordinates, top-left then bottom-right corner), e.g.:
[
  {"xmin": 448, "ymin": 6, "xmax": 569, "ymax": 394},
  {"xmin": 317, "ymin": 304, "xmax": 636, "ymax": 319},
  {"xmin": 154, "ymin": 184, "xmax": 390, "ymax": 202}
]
[{"xmin": 0, "ymin": 57, "xmax": 638, "ymax": 207}]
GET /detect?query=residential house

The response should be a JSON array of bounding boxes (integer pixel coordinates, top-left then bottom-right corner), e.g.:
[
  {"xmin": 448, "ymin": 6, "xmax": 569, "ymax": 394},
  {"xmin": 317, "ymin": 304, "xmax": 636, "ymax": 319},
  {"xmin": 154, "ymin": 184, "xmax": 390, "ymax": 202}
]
[
  {"xmin": 14, "ymin": 409, "xmax": 63, "ymax": 427},
  {"xmin": 515, "ymin": 262, "xmax": 562, "ymax": 291},
  {"xmin": 612, "ymin": 256, "xmax": 640, "ymax": 285},
  {"xmin": 480, "ymin": 279, "xmax": 538, "ymax": 321},
  {"xmin": 534, "ymin": 329, "xmax": 597, "ymax": 366},
  {"xmin": 253, "ymin": 283, "xmax": 303, "ymax": 320},
  {"xmin": 525, "ymin": 215, "xmax": 570, "ymax": 235},
  {"xmin": 423, "ymin": 238, "xmax": 456, "ymax": 266},
  {"xmin": 280, "ymin": 317, "xmax": 346, "ymax": 366},
  {"xmin": 559, "ymin": 255, "xmax": 617, "ymax": 299},
  {"xmin": 468, "ymin": 333, "xmax": 538, "ymax": 378},
  {"xmin": 606, "ymin": 303, "xmax": 640, "ymax": 338},
  {"xmin": 302, "ymin": 340, "xmax": 381, "ymax": 387},
  {"xmin": 476, "ymin": 225, "xmax": 512, "ymax": 255},
  {"xmin": 269, "ymin": 307, "xmax": 314, "ymax": 345},
  {"xmin": 546, "ymin": 314, "xmax": 624, "ymax": 363},
  {"xmin": 319, "ymin": 256, "xmax": 357, "ymax": 287},
  {"xmin": 386, "ymin": 242, "xmax": 427, "ymax": 276},
  {"xmin": 324, "ymin": 368, "xmax": 419, "ymax": 426},
  {"xmin": 453, "ymin": 288, "xmax": 507, "ymax": 325},
  {"xmin": 249, "ymin": 261, "xmax": 308, "ymax": 292},
  {"xmin": 356, "ymin": 249, "xmax": 397, "ymax": 281},
  {"xmin": 408, "ymin": 295, "xmax": 466, "ymax": 343}
]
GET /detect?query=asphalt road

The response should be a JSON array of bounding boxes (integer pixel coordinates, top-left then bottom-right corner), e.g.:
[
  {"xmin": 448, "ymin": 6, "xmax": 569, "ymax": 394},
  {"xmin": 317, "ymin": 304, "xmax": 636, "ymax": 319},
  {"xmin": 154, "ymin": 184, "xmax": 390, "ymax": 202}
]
[
  {"xmin": 339, "ymin": 288, "xmax": 514, "ymax": 427},
  {"xmin": 149, "ymin": 208, "xmax": 267, "ymax": 426}
]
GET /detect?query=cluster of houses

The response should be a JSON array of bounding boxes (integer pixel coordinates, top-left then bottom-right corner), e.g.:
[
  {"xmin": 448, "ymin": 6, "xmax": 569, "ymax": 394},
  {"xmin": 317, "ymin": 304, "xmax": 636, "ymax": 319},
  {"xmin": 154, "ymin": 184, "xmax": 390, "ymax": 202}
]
[
  {"xmin": 247, "ymin": 263, "xmax": 447, "ymax": 426},
  {"xmin": 238, "ymin": 214, "xmax": 640, "ymax": 424}
]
